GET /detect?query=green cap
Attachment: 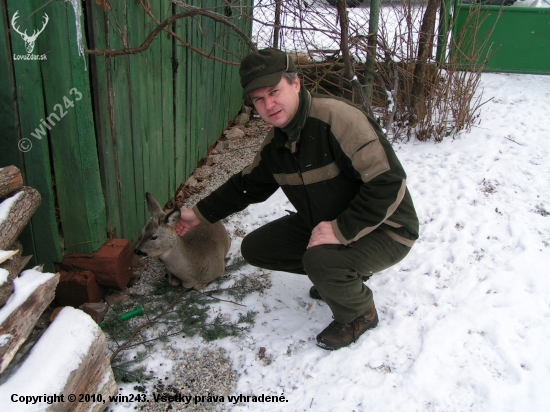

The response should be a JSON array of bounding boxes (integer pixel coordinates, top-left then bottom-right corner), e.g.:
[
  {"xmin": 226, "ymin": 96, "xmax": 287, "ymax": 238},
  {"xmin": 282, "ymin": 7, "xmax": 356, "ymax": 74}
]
[{"xmin": 240, "ymin": 48, "xmax": 296, "ymax": 97}]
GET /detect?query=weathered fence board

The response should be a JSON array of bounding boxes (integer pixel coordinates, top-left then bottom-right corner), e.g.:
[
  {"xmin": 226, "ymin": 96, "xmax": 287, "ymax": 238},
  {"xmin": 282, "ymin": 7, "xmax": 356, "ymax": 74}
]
[
  {"xmin": 34, "ymin": 1, "xmax": 106, "ymax": 254},
  {"xmin": 2, "ymin": 0, "xmax": 63, "ymax": 270}
]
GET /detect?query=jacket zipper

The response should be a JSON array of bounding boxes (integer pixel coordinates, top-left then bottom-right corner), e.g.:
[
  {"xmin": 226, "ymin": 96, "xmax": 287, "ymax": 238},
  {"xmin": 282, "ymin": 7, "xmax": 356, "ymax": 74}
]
[{"xmin": 292, "ymin": 140, "xmax": 316, "ymax": 228}]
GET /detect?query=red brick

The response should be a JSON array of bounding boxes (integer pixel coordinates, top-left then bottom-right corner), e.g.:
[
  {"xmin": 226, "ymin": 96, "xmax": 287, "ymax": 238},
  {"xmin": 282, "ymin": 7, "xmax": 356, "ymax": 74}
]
[
  {"xmin": 59, "ymin": 239, "xmax": 133, "ymax": 289},
  {"xmin": 56, "ymin": 270, "xmax": 105, "ymax": 307},
  {"xmin": 79, "ymin": 302, "xmax": 109, "ymax": 324}
]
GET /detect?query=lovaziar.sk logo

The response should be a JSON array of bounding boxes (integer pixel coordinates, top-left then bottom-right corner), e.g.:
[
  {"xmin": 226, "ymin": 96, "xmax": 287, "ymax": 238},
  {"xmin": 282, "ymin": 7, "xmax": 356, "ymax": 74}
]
[{"xmin": 11, "ymin": 11, "xmax": 48, "ymax": 61}]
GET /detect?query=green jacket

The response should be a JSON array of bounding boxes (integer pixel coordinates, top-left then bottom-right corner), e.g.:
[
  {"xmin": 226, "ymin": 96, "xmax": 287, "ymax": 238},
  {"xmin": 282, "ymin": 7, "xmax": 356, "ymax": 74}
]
[{"xmin": 194, "ymin": 88, "xmax": 419, "ymax": 246}]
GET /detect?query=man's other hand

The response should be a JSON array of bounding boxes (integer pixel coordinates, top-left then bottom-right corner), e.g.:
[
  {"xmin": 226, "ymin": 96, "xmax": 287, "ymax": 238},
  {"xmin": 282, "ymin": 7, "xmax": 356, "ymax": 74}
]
[
  {"xmin": 175, "ymin": 209, "xmax": 202, "ymax": 237},
  {"xmin": 307, "ymin": 221, "xmax": 341, "ymax": 248}
]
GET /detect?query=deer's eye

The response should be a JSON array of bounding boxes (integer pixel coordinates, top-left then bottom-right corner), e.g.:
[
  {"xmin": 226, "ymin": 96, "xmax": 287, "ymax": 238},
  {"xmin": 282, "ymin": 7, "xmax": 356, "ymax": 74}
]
[{"xmin": 150, "ymin": 235, "xmax": 158, "ymax": 240}]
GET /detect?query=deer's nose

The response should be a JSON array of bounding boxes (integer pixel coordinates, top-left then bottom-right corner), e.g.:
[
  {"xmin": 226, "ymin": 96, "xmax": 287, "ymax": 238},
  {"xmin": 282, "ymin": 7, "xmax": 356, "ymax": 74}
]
[{"xmin": 134, "ymin": 249, "xmax": 147, "ymax": 257}]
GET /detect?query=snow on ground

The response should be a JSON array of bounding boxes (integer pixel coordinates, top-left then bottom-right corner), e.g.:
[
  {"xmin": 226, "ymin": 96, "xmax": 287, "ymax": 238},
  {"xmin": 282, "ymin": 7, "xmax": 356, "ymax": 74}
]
[
  {"xmin": 106, "ymin": 72, "xmax": 550, "ymax": 411},
  {"xmin": 220, "ymin": 72, "xmax": 550, "ymax": 411}
]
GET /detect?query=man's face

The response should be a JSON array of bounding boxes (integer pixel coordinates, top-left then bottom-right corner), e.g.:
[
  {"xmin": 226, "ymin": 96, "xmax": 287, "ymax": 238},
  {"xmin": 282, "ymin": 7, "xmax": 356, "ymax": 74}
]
[{"xmin": 249, "ymin": 76, "xmax": 301, "ymax": 128}]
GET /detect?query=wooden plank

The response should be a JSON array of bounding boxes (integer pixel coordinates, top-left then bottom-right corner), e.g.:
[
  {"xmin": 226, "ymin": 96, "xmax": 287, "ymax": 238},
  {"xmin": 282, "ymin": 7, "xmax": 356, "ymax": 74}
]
[
  {"xmin": 62, "ymin": 2, "xmax": 107, "ymax": 253},
  {"xmin": 0, "ymin": 1, "xmax": 23, "ymax": 172},
  {"xmin": 148, "ymin": 0, "xmax": 167, "ymax": 206},
  {"xmin": 185, "ymin": 7, "xmax": 193, "ymax": 179},
  {"xmin": 160, "ymin": 1, "xmax": 175, "ymax": 198},
  {"xmin": 127, "ymin": 1, "xmax": 148, "ymax": 227},
  {"xmin": 0, "ymin": 271, "xmax": 59, "ymax": 373},
  {"xmin": 109, "ymin": 0, "xmax": 138, "ymax": 241},
  {"xmin": 191, "ymin": 6, "xmax": 200, "ymax": 169},
  {"xmin": 25, "ymin": 3, "xmax": 85, "ymax": 253},
  {"xmin": 86, "ymin": 0, "xmax": 122, "ymax": 241},
  {"xmin": 174, "ymin": 2, "xmax": 188, "ymax": 186},
  {"xmin": 5, "ymin": 0, "xmax": 62, "ymax": 271}
]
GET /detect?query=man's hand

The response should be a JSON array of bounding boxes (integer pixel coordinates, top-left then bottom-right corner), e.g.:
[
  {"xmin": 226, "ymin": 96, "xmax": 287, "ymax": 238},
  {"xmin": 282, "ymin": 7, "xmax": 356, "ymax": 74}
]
[
  {"xmin": 307, "ymin": 221, "xmax": 341, "ymax": 248},
  {"xmin": 175, "ymin": 209, "xmax": 202, "ymax": 237}
]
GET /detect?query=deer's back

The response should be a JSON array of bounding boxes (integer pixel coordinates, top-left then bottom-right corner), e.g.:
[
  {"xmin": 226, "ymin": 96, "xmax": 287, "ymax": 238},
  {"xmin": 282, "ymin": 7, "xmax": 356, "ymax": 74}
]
[{"xmin": 168, "ymin": 221, "xmax": 230, "ymax": 288}]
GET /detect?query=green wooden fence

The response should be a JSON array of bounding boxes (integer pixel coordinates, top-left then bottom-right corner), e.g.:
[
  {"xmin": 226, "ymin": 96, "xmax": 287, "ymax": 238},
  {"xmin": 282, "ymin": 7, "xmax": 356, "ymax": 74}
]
[{"xmin": 0, "ymin": 0, "xmax": 252, "ymax": 271}]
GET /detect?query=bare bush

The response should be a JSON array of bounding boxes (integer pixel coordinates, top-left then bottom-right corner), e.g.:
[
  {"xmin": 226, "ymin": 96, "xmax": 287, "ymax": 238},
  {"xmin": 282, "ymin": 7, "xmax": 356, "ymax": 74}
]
[{"xmin": 250, "ymin": 0, "xmax": 495, "ymax": 142}]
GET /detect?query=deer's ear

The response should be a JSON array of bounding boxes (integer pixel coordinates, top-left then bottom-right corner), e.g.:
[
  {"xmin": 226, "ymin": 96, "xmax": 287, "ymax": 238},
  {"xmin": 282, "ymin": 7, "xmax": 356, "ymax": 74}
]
[
  {"xmin": 145, "ymin": 192, "xmax": 164, "ymax": 218},
  {"xmin": 165, "ymin": 209, "xmax": 181, "ymax": 227}
]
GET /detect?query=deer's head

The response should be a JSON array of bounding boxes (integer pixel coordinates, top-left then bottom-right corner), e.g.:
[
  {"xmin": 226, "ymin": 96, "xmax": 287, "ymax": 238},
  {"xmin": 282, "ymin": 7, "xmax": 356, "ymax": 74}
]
[{"xmin": 134, "ymin": 193, "xmax": 181, "ymax": 258}]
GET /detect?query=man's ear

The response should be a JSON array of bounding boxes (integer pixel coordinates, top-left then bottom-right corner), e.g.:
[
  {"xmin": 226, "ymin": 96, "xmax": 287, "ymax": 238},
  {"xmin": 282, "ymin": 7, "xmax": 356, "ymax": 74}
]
[
  {"xmin": 165, "ymin": 209, "xmax": 181, "ymax": 227},
  {"xmin": 293, "ymin": 76, "xmax": 301, "ymax": 92}
]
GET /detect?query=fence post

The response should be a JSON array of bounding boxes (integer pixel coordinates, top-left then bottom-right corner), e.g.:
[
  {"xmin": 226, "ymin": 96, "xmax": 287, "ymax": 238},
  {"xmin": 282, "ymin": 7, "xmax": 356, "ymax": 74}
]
[
  {"xmin": 436, "ymin": 0, "xmax": 453, "ymax": 63},
  {"xmin": 365, "ymin": 0, "xmax": 380, "ymax": 103}
]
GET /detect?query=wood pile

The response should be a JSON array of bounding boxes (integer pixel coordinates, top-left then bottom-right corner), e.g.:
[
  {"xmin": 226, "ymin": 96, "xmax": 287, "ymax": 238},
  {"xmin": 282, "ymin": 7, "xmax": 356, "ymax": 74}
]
[{"xmin": 0, "ymin": 165, "xmax": 117, "ymax": 411}]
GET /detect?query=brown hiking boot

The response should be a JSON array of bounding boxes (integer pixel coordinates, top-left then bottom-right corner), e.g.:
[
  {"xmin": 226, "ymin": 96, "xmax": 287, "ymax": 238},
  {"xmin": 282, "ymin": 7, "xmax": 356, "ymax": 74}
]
[
  {"xmin": 309, "ymin": 286, "xmax": 323, "ymax": 300},
  {"xmin": 316, "ymin": 304, "xmax": 378, "ymax": 350}
]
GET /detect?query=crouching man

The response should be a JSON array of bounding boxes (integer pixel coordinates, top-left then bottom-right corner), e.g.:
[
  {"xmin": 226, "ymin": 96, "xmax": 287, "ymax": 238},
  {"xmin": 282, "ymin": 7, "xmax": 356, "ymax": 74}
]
[{"xmin": 176, "ymin": 48, "xmax": 419, "ymax": 350}]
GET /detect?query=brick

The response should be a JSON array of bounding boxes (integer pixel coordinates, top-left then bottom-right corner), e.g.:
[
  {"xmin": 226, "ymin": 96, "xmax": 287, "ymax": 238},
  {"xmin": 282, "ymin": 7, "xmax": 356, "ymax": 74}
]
[
  {"xmin": 59, "ymin": 239, "xmax": 133, "ymax": 289},
  {"xmin": 55, "ymin": 270, "xmax": 105, "ymax": 307},
  {"xmin": 104, "ymin": 293, "xmax": 131, "ymax": 307},
  {"xmin": 79, "ymin": 302, "xmax": 109, "ymax": 324}
]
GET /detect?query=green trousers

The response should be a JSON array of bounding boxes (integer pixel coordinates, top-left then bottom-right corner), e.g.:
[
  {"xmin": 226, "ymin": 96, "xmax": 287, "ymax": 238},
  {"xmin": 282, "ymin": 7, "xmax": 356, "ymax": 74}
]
[{"xmin": 241, "ymin": 213, "xmax": 412, "ymax": 324}]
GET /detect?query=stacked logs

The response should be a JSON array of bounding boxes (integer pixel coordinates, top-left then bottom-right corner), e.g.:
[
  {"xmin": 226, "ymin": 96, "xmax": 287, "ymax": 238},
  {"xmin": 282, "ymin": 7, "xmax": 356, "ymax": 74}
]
[
  {"xmin": 0, "ymin": 166, "xmax": 39, "ymax": 307},
  {"xmin": 0, "ymin": 165, "xmax": 117, "ymax": 411}
]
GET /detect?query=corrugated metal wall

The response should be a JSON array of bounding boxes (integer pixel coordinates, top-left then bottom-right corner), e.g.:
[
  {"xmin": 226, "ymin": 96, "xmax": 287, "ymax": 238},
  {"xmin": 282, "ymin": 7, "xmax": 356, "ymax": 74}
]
[{"xmin": 0, "ymin": 0, "xmax": 252, "ymax": 271}]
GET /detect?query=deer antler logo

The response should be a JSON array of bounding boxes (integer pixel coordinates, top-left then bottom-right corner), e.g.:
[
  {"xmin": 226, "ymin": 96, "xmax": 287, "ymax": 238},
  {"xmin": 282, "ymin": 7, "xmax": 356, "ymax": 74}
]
[{"xmin": 11, "ymin": 11, "xmax": 49, "ymax": 54}]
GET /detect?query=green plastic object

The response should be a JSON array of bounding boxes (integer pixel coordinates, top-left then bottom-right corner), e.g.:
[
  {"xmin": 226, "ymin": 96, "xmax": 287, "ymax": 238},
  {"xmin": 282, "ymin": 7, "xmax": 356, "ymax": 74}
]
[
  {"xmin": 452, "ymin": 5, "xmax": 550, "ymax": 74},
  {"xmin": 99, "ymin": 306, "xmax": 144, "ymax": 329}
]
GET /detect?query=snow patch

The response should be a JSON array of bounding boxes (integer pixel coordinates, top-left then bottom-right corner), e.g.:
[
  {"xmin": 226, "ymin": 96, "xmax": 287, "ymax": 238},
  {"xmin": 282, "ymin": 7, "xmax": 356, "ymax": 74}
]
[
  {"xmin": 0, "ymin": 270, "xmax": 55, "ymax": 324},
  {"xmin": 0, "ymin": 191, "xmax": 23, "ymax": 225},
  {"xmin": 0, "ymin": 268, "xmax": 8, "ymax": 286}
]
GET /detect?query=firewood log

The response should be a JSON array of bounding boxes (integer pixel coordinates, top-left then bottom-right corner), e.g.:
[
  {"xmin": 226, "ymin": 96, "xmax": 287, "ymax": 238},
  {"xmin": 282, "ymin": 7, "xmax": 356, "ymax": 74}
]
[
  {"xmin": 0, "ymin": 242, "xmax": 32, "ymax": 308},
  {"xmin": 0, "ymin": 187, "xmax": 41, "ymax": 251},
  {"xmin": 0, "ymin": 271, "xmax": 59, "ymax": 373},
  {"xmin": 0, "ymin": 166, "xmax": 23, "ymax": 199}
]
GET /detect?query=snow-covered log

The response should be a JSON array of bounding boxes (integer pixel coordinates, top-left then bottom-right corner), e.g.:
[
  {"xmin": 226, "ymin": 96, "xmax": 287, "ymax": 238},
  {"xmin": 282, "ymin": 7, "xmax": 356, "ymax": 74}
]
[
  {"xmin": 0, "ymin": 249, "xmax": 18, "ymax": 265},
  {"xmin": 0, "ymin": 270, "xmax": 59, "ymax": 373},
  {"xmin": 0, "ymin": 166, "xmax": 23, "ymax": 199},
  {"xmin": 0, "ymin": 187, "xmax": 41, "ymax": 251},
  {"xmin": 0, "ymin": 307, "xmax": 118, "ymax": 411},
  {"xmin": 0, "ymin": 242, "xmax": 32, "ymax": 308}
]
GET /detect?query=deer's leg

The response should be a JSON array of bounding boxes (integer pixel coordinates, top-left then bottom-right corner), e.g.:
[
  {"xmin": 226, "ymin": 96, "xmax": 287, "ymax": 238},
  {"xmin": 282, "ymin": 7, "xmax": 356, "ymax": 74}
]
[{"xmin": 167, "ymin": 272, "xmax": 181, "ymax": 287}]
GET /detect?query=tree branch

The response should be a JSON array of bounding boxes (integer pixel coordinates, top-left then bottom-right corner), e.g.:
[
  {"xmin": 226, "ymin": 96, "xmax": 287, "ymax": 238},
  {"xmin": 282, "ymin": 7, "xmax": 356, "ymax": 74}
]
[
  {"xmin": 86, "ymin": 6, "xmax": 256, "ymax": 58},
  {"xmin": 336, "ymin": 0, "xmax": 375, "ymax": 118}
]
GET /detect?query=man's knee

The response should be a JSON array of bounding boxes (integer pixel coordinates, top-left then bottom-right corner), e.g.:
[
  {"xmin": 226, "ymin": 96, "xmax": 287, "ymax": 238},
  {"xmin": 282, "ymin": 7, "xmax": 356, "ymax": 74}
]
[
  {"xmin": 241, "ymin": 232, "xmax": 260, "ymax": 266},
  {"xmin": 303, "ymin": 246, "xmax": 342, "ymax": 281}
]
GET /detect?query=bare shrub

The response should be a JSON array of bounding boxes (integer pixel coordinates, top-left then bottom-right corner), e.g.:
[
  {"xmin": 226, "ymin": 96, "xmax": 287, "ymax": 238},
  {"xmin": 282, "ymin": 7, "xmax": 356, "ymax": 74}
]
[{"xmin": 249, "ymin": 0, "xmax": 496, "ymax": 142}]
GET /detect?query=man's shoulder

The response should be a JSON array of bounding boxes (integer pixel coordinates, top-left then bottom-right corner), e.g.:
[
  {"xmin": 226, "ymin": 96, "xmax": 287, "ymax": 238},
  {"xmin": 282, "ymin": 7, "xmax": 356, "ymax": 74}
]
[
  {"xmin": 309, "ymin": 92, "xmax": 365, "ymax": 117},
  {"xmin": 308, "ymin": 93, "xmax": 381, "ymax": 153}
]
